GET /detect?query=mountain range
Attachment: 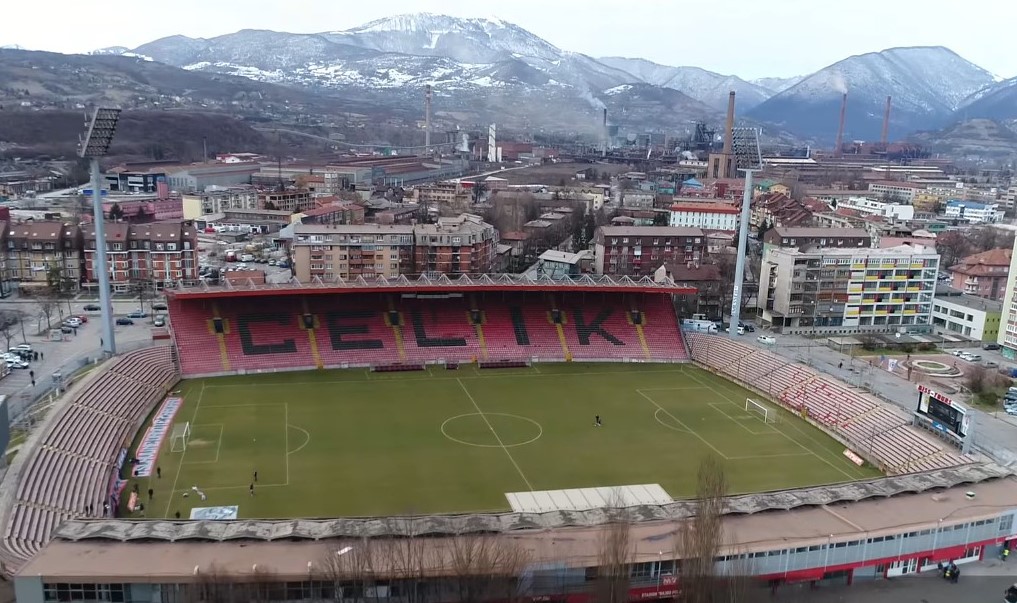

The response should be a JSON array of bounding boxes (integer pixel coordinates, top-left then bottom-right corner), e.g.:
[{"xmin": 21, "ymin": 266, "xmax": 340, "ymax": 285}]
[{"xmin": 7, "ymin": 13, "xmax": 1017, "ymax": 147}]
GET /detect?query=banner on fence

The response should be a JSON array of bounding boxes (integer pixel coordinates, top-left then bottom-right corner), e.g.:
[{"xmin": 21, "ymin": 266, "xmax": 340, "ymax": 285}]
[
  {"xmin": 843, "ymin": 449, "xmax": 865, "ymax": 466},
  {"xmin": 133, "ymin": 397, "xmax": 183, "ymax": 477}
]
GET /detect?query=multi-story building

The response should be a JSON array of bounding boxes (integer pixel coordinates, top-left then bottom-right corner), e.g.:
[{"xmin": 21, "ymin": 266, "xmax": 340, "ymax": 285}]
[
  {"xmin": 165, "ymin": 163, "xmax": 260, "ymax": 193},
  {"xmin": 413, "ymin": 214, "xmax": 498, "ymax": 275},
  {"xmin": 85, "ymin": 222, "xmax": 199, "ymax": 290},
  {"xmin": 836, "ymin": 196, "xmax": 914, "ymax": 221},
  {"xmin": 758, "ymin": 244, "xmax": 939, "ymax": 334},
  {"xmin": 948, "ymin": 247, "xmax": 1012, "ymax": 300},
  {"xmin": 5, "ymin": 221, "xmax": 83, "ymax": 292},
  {"xmin": 291, "ymin": 215, "xmax": 498, "ymax": 281},
  {"xmin": 104, "ymin": 169, "xmax": 166, "ymax": 193},
  {"xmin": 291, "ymin": 224, "xmax": 415, "ymax": 281},
  {"xmin": 593, "ymin": 226, "xmax": 705, "ymax": 276},
  {"xmin": 868, "ymin": 181, "xmax": 924, "ymax": 204},
  {"xmin": 995, "ymin": 237, "xmax": 1017, "ymax": 358},
  {"xmin": 259, "ymin": 190, "xmax": 314, "ymax": 213},
  {"xmin": 945, "ymin": 200, "xmax": 1002, "ymax": 224},
  {"xmin": 181, "ymin": 187, "xmax": 259, "ymax": 220},
  {"xmin": 668, "ymin": 201, "xmax": 738, "ymax": 231},
  {"xmin": 296, "ymin": 202, "xmax": 365, "ymax": 226},
  {"xmin": 760, "ymin": 227, "xmax": 871, "ymax": 261},
  {"xmin": 0, "ymin": 221, "xmax": 9, "ymax": 297},
  {"xmin": 750, "ymin": 193, "xmax": 812, "ymax": 229},
  {"xmin": 932, "ymin": 286, "xmax": 1001, "ymax": 342}
]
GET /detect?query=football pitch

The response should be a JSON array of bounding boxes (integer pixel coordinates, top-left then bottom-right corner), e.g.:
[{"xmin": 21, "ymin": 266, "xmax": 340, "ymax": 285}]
[{"xmin": 124, "ymin": 363, "xmax": 881, "ymax": 520}]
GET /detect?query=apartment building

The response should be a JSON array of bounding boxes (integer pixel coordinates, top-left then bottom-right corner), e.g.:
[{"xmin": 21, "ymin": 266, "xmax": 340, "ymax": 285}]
[
  {"xmin": 945, "ymin": 200, "xmax": 1002, "ymax": 224},
  {"xmin": 413, "ymin": 214, "xmax": 498, "ymax": 275},
  {"xmin": 5, "ymin": 221, "xmax": 83, "ymax": 292},
  {"xmin": 181, "ymin": 187, "xmax": 258, "ymax": 220},
  {"xmin": 996, "ymin": 237, "xmax": 1017, "ymax": 358},
  {"xmin": 0, "ymin": 222, "xmax": 8, "ymax": 297},
  {"xmin": 85, "ymin": 222, "xmax": 199, "ymax": 289},
  {"xmin": 932, "ymin": 287, "xmax": 1001, "ymax": 342},
  {"xmin": 758, "ymin": 245, "xmax": 940, "ymax": 334},
  {"xmin": 750, "ymin": 193, "xmax": 812, "ymax": 229},
  {"xmin": 868, "ymin": 181, "xmax": 924, "ymax": 204},
  {"xmin": 296, "ymin": 202, "xmax": 365, "ymax": 226},
  {"xmin": 948, "ymin": 247, "xmax": 1012, "ymax": 300},
  {"xmin": 259, "ymin": 189, "xmax": 314, "ymax": 213},
  {"xmin": 761, "ymin": 227, "xmax": 871, "ymax": 261},
  {"xmin": 291, "ymin": 215, "xmax": 498, "ymax": 281},
  {"xmin": 593, "ymin": 226, "xmax": 705, "ymax": 277},
  {"xmin": 668, "ymin": 201, "xmax": 738, "ymax": 231},
  {"xmin": 836, "ymin": 196, "xmax": 914, "ymax": 221}
]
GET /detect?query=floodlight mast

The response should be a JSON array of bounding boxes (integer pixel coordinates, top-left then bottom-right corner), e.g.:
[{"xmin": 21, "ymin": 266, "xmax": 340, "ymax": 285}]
[
  {"xmin": 79, "ymin": 107, "xmax": 122, "ymax": 357},
  {"xmin": 728, "ymin": 128, "xmax": 762, "ymax": 340}
]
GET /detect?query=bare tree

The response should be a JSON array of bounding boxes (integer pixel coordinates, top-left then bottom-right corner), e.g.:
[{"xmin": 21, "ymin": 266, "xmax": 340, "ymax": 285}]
[
  {"xmin": 593, "ymin": 500, "xmax": 633, "ymax": 603},
  {"xmin": 678, "ymin": 454, "xmax": 728, "ymax": 603},
  {"xmin": 0, "ymin": 310, "xmax": 20, "ymax": 350},
  {"xmin": 965, "ymin": 364, "xmax": 988, "ymax": 394},
  {"xmin": 448, "ymin": 531, "xmax": 530, "ymax": 603},
  {"xmin": 38, "ymin": 299, "xmax": 57, "ymax": 331},
  {"xmin": 386, "ymin": 516, "xmax": 438, "ymax": 603},
  {"xmin": 319, "ymin": 538, "xmax": 379, "ymax": 603}
]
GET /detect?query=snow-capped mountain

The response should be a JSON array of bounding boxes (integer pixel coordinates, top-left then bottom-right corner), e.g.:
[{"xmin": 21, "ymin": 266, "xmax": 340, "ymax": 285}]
[
  {"xmin": 751, "ymin": 76, "xmax": 803, "ymax": 94},
  {"xmin": 747, "ymin": 46, "xmax": 995, "ymax": 142},
  {"xmin": 599, "ymin": 57, "xmax": 772, "ymax": 111},
  {"xmin": 958, "ymin": 76, "xmax": 1017, "ymax": 121}
]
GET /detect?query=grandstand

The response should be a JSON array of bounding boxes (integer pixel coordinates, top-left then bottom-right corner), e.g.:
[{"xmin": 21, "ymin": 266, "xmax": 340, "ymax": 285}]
[{"xmin": 0, "ymin": 274, "xmax": 1004, "ymax": 601}]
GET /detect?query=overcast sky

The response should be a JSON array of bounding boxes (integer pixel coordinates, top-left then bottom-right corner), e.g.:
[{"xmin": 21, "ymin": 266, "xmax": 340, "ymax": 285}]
[{"xmin": 3, "ymin": 0, "xmax": 1015, "ymax": 80}]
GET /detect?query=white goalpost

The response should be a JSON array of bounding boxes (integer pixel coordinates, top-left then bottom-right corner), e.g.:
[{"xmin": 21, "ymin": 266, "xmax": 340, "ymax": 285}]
[
  {"xmin": 745, "ymin": 398, "xmax": 779, "ymax": 424},
  {"xmin": 170, "ymin": 422, "xmax": 192, "ymax": 452}
]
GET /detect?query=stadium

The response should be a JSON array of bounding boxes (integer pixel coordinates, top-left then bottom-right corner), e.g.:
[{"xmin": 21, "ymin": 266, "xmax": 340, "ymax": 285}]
[{"xmin": 2, "ymin": 275, "xmax": 1016, "ymax": 603}]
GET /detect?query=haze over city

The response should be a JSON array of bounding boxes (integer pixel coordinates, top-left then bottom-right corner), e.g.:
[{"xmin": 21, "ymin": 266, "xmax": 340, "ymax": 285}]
[{"xmin": 4, "ymin": 0, "xmax": 1017, "ymax": 79}]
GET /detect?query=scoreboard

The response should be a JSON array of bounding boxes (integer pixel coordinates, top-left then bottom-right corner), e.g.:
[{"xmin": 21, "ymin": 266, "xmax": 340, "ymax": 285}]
[{"xmin": 916, "ymin": 385, "xmax": 970, "ymax": 439}]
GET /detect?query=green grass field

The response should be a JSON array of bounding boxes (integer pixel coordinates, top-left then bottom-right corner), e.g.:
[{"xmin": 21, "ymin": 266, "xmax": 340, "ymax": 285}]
[{"xmin": 123, "ymin": 363, "xmax": 880, "ymax": 519}]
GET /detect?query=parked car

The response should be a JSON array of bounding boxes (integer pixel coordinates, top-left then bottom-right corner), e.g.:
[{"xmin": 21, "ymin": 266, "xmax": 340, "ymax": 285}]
[
  {"xmin": 961, "ymin": 353, "xmax": 982, "ymax": 362},
  {"xmin": 983, "ymin": 343, "xmax": 1001, "ymax": 350},
  {"xmin": 757, "ymin": 335, "xmax": 776, "ymax": 345},
  {"xmin": 725, "ymin": 325, "xmax": 745, "ymax": 335},
  {"xmin": 83, "ymin": 304, "xmax": 101, "ymax": 312},
  {"xmin": 75, "ymin": 314, "xmax": 88, "ymax": 323},
  {"xmin": 5, "ymin": 358, "xmax": 28, "ymax": 370},
  {"xmin": 115, "ymin": 317, "xmax": 134, "ymax": 326},
  {"xmin": 127, "ymin": 310, "xmax": 147, "ymax": 319},
  {"xmin": 63, "ymin": 317, "xmax": 82, "ymax": 328},
  {"xmin": 985, "ymin": 360, "xmax": 999, "ymax": 368},
  {"xmin": 13, "ymin": 343, "xmax": 32, "ymax": 353},
  {"xmin": 950, "ymin": 350, "xmax": 965, "ymax": 357},
  {"xmin": 152, "ymin": 302, "xmax": 168, "ymax": 311},
  {"xmin": 739, "ymin": 322, "xmax": 756, "ymax": 333},
  {"xmin": 153, "ymin": 315, "xmax": 166, "ymax": 327}
]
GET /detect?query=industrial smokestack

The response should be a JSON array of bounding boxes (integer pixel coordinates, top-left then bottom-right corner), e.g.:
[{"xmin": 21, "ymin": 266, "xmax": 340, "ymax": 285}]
[
  {"xmin": 880, "ymin": 95, "xmax": 892, "ymax": 146},
  {"xmin": 834, "ymin": 93, "xmax": 847, "ymax": 159},
  {"xmin": 722, "ymin": 91, "xmax": 736, "ymax": 154},
  {"xmin": 424, "ymin": 85, "xmax": 432, "ymax": 153},
  {"xmin": 602, "ymin": 108, "xmax": 608, "ymax": 157}
]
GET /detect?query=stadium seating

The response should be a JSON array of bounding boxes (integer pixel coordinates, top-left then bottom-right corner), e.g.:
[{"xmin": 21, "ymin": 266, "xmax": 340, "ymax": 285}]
[
  {"xmin": 169, "ymin": 292, "xmax": 690, "ymax": 375},
  {"xmin": 0, "ymin": 346, "xmax": 178, "ymax": 569},
  {"xmin": 687, "ymin": 333, "xmax": 972, "ymax": 475}
]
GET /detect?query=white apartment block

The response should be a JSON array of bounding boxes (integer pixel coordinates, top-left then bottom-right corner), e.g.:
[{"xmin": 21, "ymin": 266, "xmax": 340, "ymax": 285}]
[
  {"xmin": 868, "ymin": 181, "xmax": 922, "ymax": 204},
  {"xmin": 759, "ymin": 244, "xmax": 939, "ymax": 335},
  {"xmin": 931, "ymin": 291, "xmax": 1001, "ymax": 342},
  {"xmin": 997, "ymin": 237, "xmax": 1017, "ymax": 359},
  {"xmin": 837, "ymin": 196, "xmax": 914, "ymax": 221},
  {"xmin": 944, "ymin": 200, "xmax": 1003, "ymax": 224},
  {"xmin": 668, "ymin": 202, "xmax": 739, "ymax": 231}
]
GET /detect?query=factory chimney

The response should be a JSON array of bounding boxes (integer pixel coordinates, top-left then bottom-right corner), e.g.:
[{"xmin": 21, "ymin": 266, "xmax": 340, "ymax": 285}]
[
  {"xmin": 722, "ymin": 91, "xmax": 736, "ymax": 154},
  {"xmin": 880, "ymin": 95, "xmax": 892, "ymax": 146},
  {"xmin": 602, "ymin": 108, "xmax": 608, "ymax": 157},
  {"xmin": 834, "ymin": 93, "xmax": 847, "ymax": 159},
  {"xmin": 424, "ymin": 85, "xmax": 432, "ymax": 153}
]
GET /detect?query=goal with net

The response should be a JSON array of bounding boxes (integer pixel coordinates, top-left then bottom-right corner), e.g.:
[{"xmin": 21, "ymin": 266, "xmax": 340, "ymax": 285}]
[
  {"xmin": 170, "ymin": 422, "xmax": 192, "ymax": 452},
  {"xmin": 745, "ymin": 398, "xmax": 779, "ymax": 424}
]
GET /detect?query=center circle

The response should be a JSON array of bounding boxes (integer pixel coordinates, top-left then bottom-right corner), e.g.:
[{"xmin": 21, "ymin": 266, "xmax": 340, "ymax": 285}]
[{"xmin": 440, "ymin": 413, "xmax": 543, "ymax": 448}]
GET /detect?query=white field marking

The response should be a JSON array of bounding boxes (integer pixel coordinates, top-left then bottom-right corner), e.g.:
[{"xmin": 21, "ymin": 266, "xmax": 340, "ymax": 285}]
[
  {"xmin": 165, "ymin": 382, "xmax": 205, "ymax": 516},
  {"xmin": 636, "ymin": 389, "xmax": 729, "ymax": 460},
  {"xmin": 726, "ymin": 452, "xmax": 814, "ymax": 461},
  {"xmin": 198, "ymin": 403, "xmax": 286, "ymax": 409},
  {"xmin": 634, "ymin": 386, "xmax": 712, "ymax": 391},
  {"xmin": 177, "ymin": 482, "xmax": 288, "ymax": 493},
  {"xmin": 440, "ymin": 413, "xmax": 543, "ymax": 448},
  {"xmin": 455, "ymin": 378, "xmax": 534, "ymax": 491},
  {"xmin": 653, "ymin": 408, "xmax": 692, "ymax": 434},
  {"xmin": 284, "ymin": 402, "xmax": 290, "ymax": 486},
  {"xmin": 199, "ymin": 368, "xmax": 687, "ymax": 388},
  {"xmin": 288, "ymin": 424, "xmax": 311, "ymax": 456},
  {"xmin": 683, "ymin": 370, "xmax": 859, "ymax": 481},
  {"xmin": 707, "ymin": 402, "xmax": 777, "ymax": 436},
  {"xmin": 531, "ymin": 363, "xmax": 541, "ymax": 374},
  {"xmin": 181, "ymin": 424, "xmax": 225, "ymax": 464}
]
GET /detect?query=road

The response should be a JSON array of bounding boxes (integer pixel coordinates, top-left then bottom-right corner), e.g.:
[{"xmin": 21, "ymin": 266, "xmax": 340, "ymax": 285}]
[{"xmin": 734, "ymin": 329, "xmax": 1017, "ymax": 466}]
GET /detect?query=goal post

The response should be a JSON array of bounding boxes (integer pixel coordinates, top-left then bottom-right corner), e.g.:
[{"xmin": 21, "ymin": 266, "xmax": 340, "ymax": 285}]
[
  {"xmin": 170, "ymin": 422, "xmax": 191, "ymax": 452},
  {"xmin": 745, "ymin": 398, "xmax": 779, "ymax": 424}
]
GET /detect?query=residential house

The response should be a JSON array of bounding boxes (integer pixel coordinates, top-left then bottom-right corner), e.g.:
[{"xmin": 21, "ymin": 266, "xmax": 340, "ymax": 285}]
[
  {"xmin": 593, "ymin": 226, "xmax": 705, "ymax": 276},
  {"xmin": 760, "ymin": 227, "xmax": 871, "ymax": 261},
  {"xmin": 668, "ymin": 262, "xmax": 724, "ymax": 319},
  {"xmin": 5, "ymin": 221, "xmax": 83, "ymax": 292},
  {"xmin": 751, "ymin": 193, "xmax": 812, "ymax": 229},
  {"xmin": 669, "ymin": 201, "xmax": 739, "ymax": 231},
  {"xmin": 948, "ymin": 248, "xmax": 1012, "ymax": 300}
]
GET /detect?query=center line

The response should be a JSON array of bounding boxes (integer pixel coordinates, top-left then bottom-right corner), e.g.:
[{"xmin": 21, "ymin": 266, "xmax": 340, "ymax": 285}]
[{"xmin": 456, "ymin": 378, "xmax": 534, "ymax": 491}]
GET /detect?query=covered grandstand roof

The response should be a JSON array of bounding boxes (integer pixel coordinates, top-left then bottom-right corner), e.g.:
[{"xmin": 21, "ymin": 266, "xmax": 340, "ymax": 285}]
[
  {"xmin": 52, "ymin": 463, "xmax": 1010, "ymax": 543},
  {"xmin": 166, "ymin": 273, "xmax": 697, "ymax": 299}
]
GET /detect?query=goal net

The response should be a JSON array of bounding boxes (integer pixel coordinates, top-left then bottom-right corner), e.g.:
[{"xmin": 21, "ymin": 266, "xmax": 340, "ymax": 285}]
[
  {"xmin": 170, "ymin": 422, "xmax": 192, "ymax": 452},
  {"xmin": 745, "ymin": 399, "xmax": 779, "ymax": 424}
]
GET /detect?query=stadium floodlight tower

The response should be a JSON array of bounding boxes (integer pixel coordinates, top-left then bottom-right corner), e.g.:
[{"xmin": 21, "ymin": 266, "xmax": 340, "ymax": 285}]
[
  {"xmin": 79, "ymin": 107, "xmax": 122, "ymax": 357},
  {"xmin": 728, "ymin": 127, "xmax": 762, "ymax": 340}
]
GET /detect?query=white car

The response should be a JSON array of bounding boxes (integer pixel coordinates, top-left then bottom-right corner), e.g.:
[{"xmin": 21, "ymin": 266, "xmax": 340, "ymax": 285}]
[
  {"xmin": 757, "ymin": 335, "xmax": 776, "ymax": 345},
  {"xmin": 950, "ymin": 350, "xmax": 965, "ymax": 357}
]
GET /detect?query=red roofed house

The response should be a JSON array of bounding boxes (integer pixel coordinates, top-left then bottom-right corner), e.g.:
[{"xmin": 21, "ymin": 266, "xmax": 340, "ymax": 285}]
[
  {"xmin": 750, "ymin": 192, "xmax": 812, "ymax": 229},
  {"xmin": 949, "ymin": 247, "xmax": 1013, "ymax": 300},
  {"xmin": 668, "ymin": 201, "xmax": 739, "ymax": 231}
]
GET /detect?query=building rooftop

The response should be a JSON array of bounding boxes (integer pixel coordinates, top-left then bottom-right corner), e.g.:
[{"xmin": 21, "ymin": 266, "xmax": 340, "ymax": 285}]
[
  {"xmin": 293, "ymin": 223, "xmax": 414, "ymax": 235},
  {"xmin": 770, "ymin": 227, "xmax": 870, "ymax": 239},
  {"xmin": 934, "ymin": 286, "xmax": 1004, "ymax": 312},
  {"xmin": 669, "ymin": 202, "xmax": 739, "ymax": 214},
  {"xmin": 82, "ymin": 222, "xmax": 129, "ymax": 241},
  {"xmin": 946, "ymin": 199, "xmax": 996, "ymax": 209},
  {"xmin": 948, "ymin": 247, "xmax": 1012, "ymax": 274},
  {"xmin": 538, "ymin": 250, "xmax": 589, "ymax": 265},
  {"xmin": 773, "ymin": 243, "xmax": 937, "ymax": 258},
  {"xmin": 597, "ymin": 226, "xmax": 705, "ymax": 237}
]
